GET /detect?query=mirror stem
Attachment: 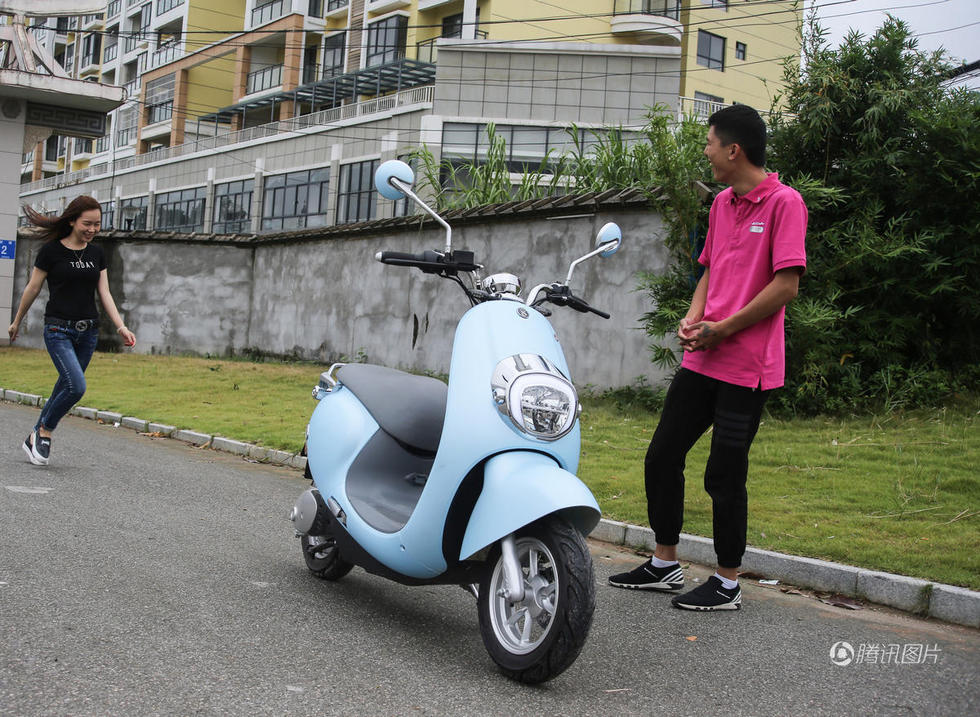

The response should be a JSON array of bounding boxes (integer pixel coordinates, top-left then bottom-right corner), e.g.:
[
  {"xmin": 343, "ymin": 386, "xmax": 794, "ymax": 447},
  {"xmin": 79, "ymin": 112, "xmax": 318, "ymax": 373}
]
[
  {"xmin": 563, "ymin": 241, "xmax": 618, "ymax": 286},
  {"xmin": 390, "ymin": 177, "xmax": 453, "ymax": 254}
]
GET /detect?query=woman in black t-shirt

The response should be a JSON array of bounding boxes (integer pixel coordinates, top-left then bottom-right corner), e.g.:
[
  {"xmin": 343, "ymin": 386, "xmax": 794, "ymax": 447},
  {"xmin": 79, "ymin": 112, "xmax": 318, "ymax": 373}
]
[{"xmin": 8, "ymin": 196, "xmax": 136, "ymax": 466}]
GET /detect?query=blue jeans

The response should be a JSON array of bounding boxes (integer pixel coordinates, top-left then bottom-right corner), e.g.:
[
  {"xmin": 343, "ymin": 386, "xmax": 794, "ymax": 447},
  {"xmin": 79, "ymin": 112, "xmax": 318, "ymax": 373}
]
[{"xmin": 36, "ymin": 324, "xmax": 99, "ymax": 432}]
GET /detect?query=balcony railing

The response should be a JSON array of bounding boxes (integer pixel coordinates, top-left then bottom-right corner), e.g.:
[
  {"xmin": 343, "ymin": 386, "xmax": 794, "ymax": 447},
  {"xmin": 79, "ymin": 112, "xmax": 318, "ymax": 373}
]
[
  {"xmin": 123, "ymin": 78, "xmax": 140, "ymax": 97},
  {"xmin": 678, "ymin": 95, "xmax": 727, "ymax": 121},
  {"xmin": 246, "ymin": 64, "xmax": 283, "ymax": 94},
  {"xmin": 104, "ymin": 42, "xmax": 118, "ymax": 62},
  {"xmin": 147, "ymin": 100, "xmax": 174, "ymax": 124},
  {"xmin": 21, "ymin": 86, "xmax": 435, "ymax": 195},
  {"xmin": 156, "ymin": 0, "xmax": 184, "ymax": 15},
  {"xmin": 107, "ymin": 0, "xmax": 122, "ymax": 18},
  {"xmin": 149, "ymin": 42, "xmax": 182, "ymax": 70},
  {"xmin": 124, "ymin": 33, "xmax": 146, "ymax": 53},
  {"xmin": 612, "ymin": 0, "xmax": 681, "ymax": 20},
  {"xmin": 116, "ymin": 127, "xmax": 136, "ymax": 146},
  {"xmin": 251, "ymin": 0, "xmax": 287, "ymax": 28},
  {"xmin": 416, "ymin": 30, "xmax": 487, "ymax": 63}
]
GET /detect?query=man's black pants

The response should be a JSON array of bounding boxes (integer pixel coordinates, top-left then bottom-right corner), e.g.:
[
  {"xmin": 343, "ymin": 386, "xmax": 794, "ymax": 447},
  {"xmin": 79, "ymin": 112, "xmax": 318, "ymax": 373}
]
[{"xmin": 645, "ymin": 368, "xmax": 770, "ymax": 569}]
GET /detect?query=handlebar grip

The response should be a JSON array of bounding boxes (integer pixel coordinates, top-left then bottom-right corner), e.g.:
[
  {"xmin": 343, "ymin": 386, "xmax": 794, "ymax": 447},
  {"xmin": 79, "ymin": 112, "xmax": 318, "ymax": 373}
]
[
  {"xmin": 376, "ymin": 250, "xmax": 426, "ymax": 264},
  {"xmin": 590, "ymin": 307, "xmax": 611, "ymax": 319}
]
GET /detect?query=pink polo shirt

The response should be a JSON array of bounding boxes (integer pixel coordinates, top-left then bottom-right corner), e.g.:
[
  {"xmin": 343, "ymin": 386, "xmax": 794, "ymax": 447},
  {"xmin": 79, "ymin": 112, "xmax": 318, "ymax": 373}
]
[{"xmin": 681, "ymin": 172, "xmax": 807, "ymax": 390}]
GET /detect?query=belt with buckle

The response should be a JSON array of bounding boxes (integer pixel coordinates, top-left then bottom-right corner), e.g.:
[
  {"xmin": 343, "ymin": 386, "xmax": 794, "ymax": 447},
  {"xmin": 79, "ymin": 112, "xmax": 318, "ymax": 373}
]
[{"xmin": 46, "ymin": 317, "xmax": 99, "ymax": 332}]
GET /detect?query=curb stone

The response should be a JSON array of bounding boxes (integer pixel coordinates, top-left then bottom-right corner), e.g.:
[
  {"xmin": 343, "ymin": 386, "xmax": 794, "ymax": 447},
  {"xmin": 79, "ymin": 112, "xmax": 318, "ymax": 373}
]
[
  {"xmin": 599, "ymin": 520, "xmax": 979, "ymax": 629},
  {"xmin": 1, "ymin": 393, "xmax": 973, "ymax": 627}
]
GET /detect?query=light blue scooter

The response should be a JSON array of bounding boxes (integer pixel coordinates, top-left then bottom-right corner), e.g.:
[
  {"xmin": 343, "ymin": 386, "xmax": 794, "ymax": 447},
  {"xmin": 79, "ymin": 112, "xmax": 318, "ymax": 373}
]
[{"xmin": 290, "ymin": 159, "xmax": 622, "ymax": 684}]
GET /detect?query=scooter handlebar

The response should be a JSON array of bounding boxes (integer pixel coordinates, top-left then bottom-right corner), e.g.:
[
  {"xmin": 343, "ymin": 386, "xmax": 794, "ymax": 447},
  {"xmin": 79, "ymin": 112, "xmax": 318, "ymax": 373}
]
[{"xmin": 375, "ymin": 249, "xmax": 481, "ymax": 275}]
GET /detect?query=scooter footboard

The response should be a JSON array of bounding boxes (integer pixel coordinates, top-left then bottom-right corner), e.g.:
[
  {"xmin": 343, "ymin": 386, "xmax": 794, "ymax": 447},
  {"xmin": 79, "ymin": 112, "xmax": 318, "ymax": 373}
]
[{"xmin": 458, "ymin": 451, "xmax": 601, "ymax": 560}]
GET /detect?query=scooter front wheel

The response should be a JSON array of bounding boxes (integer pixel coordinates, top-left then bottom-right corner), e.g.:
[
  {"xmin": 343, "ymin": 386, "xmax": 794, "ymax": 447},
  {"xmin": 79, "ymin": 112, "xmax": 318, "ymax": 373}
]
[
  {"xmin": 301, "ymin": 533, "xmax": 353, "ymax": 581},
  {"xmin": 477, "ymin": 516, "xmax": 596, "ymax": 684}
]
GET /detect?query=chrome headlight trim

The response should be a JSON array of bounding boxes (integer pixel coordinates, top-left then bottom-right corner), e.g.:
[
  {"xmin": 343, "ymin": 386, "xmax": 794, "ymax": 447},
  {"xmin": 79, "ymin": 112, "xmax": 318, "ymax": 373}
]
[{"xmin": 491, "ymin": 354, "xmax": 578, "ymax": 441}]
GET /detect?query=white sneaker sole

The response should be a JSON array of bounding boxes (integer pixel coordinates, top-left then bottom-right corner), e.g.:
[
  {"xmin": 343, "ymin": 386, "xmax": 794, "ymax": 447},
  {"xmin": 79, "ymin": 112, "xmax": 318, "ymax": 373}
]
[
  {"xmin": 609, "ymin": 580, "xmax": 684, "ymax": 591},
  {"xmin": 23, "ymin": 439, "xmax": 49, "ymax": 466},
  {"xmin": 673, "ymin": 601, "xmax": 742, "ymax": 611},
  {"xmin": 23, "ymin": 442, "xmax": 46, "ymax": 466}
]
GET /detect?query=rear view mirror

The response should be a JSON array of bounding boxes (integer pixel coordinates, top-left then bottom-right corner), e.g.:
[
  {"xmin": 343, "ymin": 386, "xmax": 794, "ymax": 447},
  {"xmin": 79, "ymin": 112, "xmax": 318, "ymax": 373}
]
[
  {"xmin": 375, "ymin": 160, "xmax": 415, "ymax": 201},
  {"xmin": 595, "ymin": 222, "xmax": 622, "ymax": 257}
]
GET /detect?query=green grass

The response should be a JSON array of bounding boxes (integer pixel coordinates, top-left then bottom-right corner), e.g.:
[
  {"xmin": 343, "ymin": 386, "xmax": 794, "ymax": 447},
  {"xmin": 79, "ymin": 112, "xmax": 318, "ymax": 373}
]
[{"xmin": 2, "ymin": 346, "xmax": 978, "ymax": 589}]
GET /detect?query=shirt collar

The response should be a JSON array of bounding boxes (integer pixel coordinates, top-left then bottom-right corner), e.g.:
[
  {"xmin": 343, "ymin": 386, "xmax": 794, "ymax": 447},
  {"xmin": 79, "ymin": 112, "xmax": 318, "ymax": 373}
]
[{"xmin": 734, "ymin": 172, "xmax": 780, "ymax": 204}]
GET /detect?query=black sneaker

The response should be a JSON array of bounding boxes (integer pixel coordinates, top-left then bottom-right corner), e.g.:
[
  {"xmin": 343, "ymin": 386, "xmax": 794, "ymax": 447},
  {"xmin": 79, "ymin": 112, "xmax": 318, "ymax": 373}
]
[
  {"xmin": 23, "ymin": 430, "xmax": 50, "ymax": 466},
  {"xmin": 609, "ymin": 560, "xmax": 684, "ymax": 591},
  {"xmin": 671, "ymin": 575, "xmax": 741, "ymax": 611}
]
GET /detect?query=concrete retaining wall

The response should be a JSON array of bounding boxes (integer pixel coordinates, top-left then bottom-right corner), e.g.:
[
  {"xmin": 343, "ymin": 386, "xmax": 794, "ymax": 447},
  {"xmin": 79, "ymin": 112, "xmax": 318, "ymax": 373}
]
[{"xmin": 11, "ymin": 206, "xmax": 672, "ymax": 389}]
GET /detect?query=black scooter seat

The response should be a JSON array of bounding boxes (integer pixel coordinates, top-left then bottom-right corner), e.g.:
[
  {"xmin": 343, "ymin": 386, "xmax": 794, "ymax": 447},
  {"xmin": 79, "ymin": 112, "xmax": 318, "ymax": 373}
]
[{"xmin": 337, "ymin": 363, "xmax": 447, "ymax": 454}]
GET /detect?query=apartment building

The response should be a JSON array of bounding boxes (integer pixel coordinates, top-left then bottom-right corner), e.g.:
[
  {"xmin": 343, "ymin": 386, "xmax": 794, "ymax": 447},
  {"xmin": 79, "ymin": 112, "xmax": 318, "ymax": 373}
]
[{"xmin": 19, "ymin": 1, "xmax": 802, "ymax": 233}]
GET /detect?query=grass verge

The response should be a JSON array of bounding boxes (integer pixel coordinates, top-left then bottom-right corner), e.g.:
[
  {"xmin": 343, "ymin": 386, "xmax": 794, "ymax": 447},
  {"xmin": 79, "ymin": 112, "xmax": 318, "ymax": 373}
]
[{"xmin": 2, "ymin": 346, "xmax": 978, "ymax": 589}]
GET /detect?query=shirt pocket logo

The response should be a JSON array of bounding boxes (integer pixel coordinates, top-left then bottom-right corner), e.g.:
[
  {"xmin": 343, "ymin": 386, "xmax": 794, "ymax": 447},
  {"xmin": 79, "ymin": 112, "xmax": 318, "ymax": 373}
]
[{"xmin": 749, "ymin": 221, "xmax": 765, "ymax": 234}]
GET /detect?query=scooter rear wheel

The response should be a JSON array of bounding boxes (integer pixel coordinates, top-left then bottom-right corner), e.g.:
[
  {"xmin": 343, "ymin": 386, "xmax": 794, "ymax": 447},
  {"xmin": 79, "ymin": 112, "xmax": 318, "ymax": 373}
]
[
  {"xmin": 477, "ymin": 516, "xmax": 596, "ymax": 684},
  {"xmin": 301, "ymin": 534, "xmax": 354, "ymax": 581}
]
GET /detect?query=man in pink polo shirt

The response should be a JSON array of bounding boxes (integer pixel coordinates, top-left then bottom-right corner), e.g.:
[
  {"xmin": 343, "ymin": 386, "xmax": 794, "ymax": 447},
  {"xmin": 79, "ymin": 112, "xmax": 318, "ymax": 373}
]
[{"xmin": 610, "ymin": 104, "xmax": 807, "ymax": 610}]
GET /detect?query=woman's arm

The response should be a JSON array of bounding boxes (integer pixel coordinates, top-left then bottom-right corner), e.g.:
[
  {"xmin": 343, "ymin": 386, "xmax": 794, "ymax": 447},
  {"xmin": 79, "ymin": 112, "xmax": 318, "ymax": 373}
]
[
  {"xmin": 8, "ymin": 267, "xmax": 47, "ymax": 342},
  {"xmin": 97, "ymin": 269, "xmax": 136, "ymax": 347}
]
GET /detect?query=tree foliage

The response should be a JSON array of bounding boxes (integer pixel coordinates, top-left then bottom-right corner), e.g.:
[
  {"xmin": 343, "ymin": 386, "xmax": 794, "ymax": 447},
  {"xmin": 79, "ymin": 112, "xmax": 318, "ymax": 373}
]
[{"xmin": 766, "ymin": 15, "xmax": 980, "ymax": 413}]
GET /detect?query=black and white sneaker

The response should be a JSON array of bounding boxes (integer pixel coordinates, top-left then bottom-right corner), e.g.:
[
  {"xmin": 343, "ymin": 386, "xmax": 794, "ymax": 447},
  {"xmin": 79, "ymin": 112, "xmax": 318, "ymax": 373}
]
[
  {"xmin": 609, "ymin": 561, "xmax": 684, "ymax": 591},
  {"xmin": 23, "ymin": 430, "xmax": 51, "ymax": 466},
  {"xmin": 672, "ymin": 575, "xmax": 741, "ymax": 611}
]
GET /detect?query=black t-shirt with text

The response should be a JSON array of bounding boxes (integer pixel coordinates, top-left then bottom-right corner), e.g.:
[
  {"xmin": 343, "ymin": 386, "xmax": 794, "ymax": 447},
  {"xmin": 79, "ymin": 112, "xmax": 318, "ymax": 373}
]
[{"xmin": 34, "ymin": 241, "xmax": 106, "ymax": 321}]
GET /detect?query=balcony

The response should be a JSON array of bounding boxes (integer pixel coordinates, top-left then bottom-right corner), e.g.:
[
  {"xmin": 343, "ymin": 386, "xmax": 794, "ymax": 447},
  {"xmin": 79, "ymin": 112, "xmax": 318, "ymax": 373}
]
[
  {"xmin": 146, "ymin": 100, "xmax": 174, "ymax": 125},
  {"xmin": 104, "ymin": 42, "xmax": 119, "ymax": 63},
  {"xmin": 95, "ymin": 135, "xmax": 112, "ymax": 154},
  {"xmin": 326, "ymin": 0, "xmax": 348, "ymax": 17},
  {"xmin": 610, "ymin": 0, "xmax": 683, "ymax": 45},
  {"xmin": 156, "ymin": 0, "xmax": 185, "ymax": 16},
  {"xmin": 149, "ymin": 42, "xmax": 183, "ymax": 70},
  {"xmin": 250, "ymin": 0, "xmax": 288, "ymax": 29},
  {"xmin": 418, "ymin": 0, "xmax": 454, "ymax": 10},
  {"xmin": 367, "ymin": 0, "xmax": 410, "ymax": 13},
  {"xmin": 107, "ymin": 0, "xmax": 122, "ymax": 19},
  {"xmin": 246, "ymin": 64, "xmax": 283, "ymax": 95}
]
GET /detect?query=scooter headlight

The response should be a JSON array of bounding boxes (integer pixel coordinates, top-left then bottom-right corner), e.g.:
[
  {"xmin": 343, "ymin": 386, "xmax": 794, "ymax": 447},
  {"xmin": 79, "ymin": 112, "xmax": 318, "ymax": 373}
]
[{"xmin": 491, "ymin": 355, "xmax": 578, "ymax": 441}]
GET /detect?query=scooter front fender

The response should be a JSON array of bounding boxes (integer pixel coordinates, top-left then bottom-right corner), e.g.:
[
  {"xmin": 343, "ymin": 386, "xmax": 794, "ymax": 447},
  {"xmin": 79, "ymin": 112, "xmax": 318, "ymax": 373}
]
[{"xmin": 458, "ymin": 451, "xmax": 600, "ymax": 560}]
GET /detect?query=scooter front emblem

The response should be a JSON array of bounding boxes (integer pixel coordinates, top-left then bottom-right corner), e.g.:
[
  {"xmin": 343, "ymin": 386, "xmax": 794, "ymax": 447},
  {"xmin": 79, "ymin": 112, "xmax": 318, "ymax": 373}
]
[{"xmin": 517, "ymin": 308, "xmax": 529, "ymax": 319}]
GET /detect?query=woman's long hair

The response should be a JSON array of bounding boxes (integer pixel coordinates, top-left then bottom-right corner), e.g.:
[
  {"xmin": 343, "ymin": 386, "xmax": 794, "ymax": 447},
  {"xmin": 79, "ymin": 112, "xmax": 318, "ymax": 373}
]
[{"xmin": 23, "ymin": 195, "xmax": 102, "ymax": 243}]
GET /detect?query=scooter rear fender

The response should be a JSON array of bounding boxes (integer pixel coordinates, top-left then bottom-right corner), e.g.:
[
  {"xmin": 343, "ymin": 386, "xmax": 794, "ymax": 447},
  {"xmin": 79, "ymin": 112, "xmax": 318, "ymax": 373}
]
[{"xmin": 458, "ymin": 451, "xmax": 600, "ymax": 560}]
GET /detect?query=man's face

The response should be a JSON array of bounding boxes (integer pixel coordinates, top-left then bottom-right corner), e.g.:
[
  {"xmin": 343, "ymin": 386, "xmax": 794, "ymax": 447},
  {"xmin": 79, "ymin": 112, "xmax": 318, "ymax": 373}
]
[{"xmin": 704, "ymin": 125, "xmax": 734, "ymax": 182}]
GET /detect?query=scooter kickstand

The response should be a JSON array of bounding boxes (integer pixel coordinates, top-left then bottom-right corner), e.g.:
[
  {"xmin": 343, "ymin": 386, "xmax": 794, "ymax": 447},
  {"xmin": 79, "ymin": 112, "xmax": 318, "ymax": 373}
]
[{"xmin": 499, "ymin": 534, "xmax": 526, "ymax": 603}]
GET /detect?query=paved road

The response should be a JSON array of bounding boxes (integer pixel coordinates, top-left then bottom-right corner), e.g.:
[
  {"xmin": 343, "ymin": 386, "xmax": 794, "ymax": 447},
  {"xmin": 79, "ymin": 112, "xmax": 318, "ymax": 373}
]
[{"xmin": 1, "ymin": 402, "xmax": 977, "ymax": 716}]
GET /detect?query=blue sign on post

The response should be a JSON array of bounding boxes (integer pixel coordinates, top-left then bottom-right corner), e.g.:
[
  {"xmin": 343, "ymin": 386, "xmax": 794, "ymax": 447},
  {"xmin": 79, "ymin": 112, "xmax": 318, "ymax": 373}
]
[{"xmin": 0, "ymin": 240, "xmax": 14, "ymax": 260}]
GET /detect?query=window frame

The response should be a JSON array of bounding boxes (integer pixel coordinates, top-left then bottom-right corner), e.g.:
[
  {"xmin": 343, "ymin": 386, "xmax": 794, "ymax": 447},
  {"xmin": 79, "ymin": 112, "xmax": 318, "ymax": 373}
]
[{"xmin": 697, "ymin": 29, "xmax": 726, "ymax": 71}]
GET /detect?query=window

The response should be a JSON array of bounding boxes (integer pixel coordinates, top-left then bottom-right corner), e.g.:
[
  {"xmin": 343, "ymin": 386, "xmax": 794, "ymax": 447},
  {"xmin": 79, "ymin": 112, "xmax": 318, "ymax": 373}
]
[
  {"xmin": 697, "ymin": 30, "xmax": 725, "ymax": 71},
  {"xmin": 81, "ymin": 33, "xmax": 102, "ymax": 67},
  {"xmin": 119, "ymin": 196, "xmax": 148, "ymax": 230},
  {"xmin": 156, "ymin": 188, "xmax": 206, "ymax": 232},
  {"xmin": 735, "ymin": 41, "xmax": 746, "ymax": 61},
  {"xmin": 365, "ymin": 16, "xmax": 407, "ymax": 67},
  {"xmin": 442, "ymin": 123, "xmax": 593, "ymax": 176},
  {"xmin": 213, "ymin": 180, "xmax": 254, "ymax": 234},
  {"xmin": 145, "ymin": 73, "xmax": 175, "ymax": 124},
  {"xmin": 441, "ymin": 10, "xmax": 480, "ymax": 38},
  {"xmin": 261, "ymin": 168, "xmax": 331, "ymax": 231},
  {"xmin": 336, "ymin": 160, "xmax": 378, "ymax": 225},
  {"xmin": 322, "ymin": 33, "xmax": 345, "ymax": 78},
  {"xmin": 156, "ymin": 0, "xmax": 184, "ymax": 15},
  {"xmin": 101, "ymin": 201, "xmax": 115, "ymax": 230}
]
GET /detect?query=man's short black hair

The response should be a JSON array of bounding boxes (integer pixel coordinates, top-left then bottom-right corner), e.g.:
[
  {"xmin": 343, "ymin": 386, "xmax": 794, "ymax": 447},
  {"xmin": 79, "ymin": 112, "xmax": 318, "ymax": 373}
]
[{"xmin": 708, "ymin": 104, "xmax": 767, "ymax": 167}]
